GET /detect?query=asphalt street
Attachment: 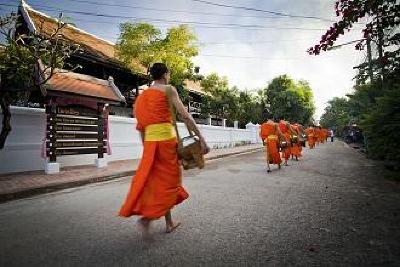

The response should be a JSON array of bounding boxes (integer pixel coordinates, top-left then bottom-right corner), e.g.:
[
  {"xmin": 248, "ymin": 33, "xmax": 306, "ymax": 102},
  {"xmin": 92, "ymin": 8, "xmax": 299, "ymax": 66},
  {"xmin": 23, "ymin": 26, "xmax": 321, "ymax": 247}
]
[{"xmin": 0, "ymin": 141, "xmax": 399, "ymax": 266}]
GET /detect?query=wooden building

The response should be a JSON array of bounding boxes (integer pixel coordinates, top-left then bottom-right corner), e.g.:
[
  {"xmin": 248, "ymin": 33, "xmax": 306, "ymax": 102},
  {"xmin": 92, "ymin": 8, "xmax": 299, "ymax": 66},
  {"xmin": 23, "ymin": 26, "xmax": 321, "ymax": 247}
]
[{"xmin": 17, "ymin": 0, "xmax": 148, "ymax": 116}]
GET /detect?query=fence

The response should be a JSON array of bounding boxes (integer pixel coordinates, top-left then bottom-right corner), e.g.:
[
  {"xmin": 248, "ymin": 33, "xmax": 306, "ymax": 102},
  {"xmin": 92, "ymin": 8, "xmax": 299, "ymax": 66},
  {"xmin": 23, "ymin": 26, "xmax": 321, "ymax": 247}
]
[{"xmin": 0, "ymin": 107, "xmax": 261, "ymax": 174}]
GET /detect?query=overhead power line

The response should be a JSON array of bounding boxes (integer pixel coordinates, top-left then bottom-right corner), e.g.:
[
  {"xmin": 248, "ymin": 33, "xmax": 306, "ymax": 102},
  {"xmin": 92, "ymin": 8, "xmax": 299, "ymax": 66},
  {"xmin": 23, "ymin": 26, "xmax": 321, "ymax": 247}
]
[
  {"xmin": 191, "ymin": 0, "xmax": 335, "ymax": 22},
  {"xmin": 0, "ymin": 3, "xmax": 328, "ymax": 31},
  {"xmin": 199, "ymin": 54, "xmax": 360, "ymax": 60},
  {"xmin": 62, "ymin": 0, "xmax": 305, "ymax": 20}
]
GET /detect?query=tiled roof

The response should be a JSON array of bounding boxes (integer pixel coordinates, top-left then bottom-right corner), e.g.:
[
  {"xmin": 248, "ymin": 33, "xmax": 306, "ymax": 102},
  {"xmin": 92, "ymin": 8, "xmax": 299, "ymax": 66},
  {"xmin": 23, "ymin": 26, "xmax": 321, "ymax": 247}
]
[
  {"xmin": 45, "ymin": 70, "xmax": 125, "ymax": 103},
  {"xmin": 19, "ymin": 0, "xmax": 147, "ymax": 74}
]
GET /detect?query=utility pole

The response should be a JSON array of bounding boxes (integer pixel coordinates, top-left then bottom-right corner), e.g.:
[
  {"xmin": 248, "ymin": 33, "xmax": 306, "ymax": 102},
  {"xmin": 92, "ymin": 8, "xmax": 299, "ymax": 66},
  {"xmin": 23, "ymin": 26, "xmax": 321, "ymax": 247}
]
[
  {"xmin": 376, "ymin": 13, "xmax": 386, "ymax": 83},
  {"xmin": 366, "ymin": 36, "xmax": 374, "ymax": 83}
]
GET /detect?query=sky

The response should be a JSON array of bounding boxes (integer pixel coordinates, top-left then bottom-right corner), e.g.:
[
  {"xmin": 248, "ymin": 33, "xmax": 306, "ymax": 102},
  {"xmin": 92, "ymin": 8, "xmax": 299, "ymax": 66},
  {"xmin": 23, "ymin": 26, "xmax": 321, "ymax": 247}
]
[{"xmin": 0, "ymin": 0, "xmax": 368, "ymax": 119}]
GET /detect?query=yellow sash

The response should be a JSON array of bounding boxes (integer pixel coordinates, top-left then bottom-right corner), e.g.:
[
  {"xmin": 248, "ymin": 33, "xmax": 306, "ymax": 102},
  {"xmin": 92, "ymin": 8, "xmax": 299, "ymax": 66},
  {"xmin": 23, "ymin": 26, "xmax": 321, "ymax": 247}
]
[
  {"xmin": 145, "ymin": 123, "xmax": 176, "ymax": 141},
  {"xmin": 267, "ymin": 135, "xmax": 278, "ymax": 141}
]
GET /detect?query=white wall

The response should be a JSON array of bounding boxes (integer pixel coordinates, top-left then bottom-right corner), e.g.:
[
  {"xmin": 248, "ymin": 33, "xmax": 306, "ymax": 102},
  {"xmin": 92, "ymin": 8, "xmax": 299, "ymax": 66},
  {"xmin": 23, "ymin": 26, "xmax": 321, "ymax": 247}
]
[{"xmin": 0, "ymin": 106, "xmax": 260, "ymax": 174}]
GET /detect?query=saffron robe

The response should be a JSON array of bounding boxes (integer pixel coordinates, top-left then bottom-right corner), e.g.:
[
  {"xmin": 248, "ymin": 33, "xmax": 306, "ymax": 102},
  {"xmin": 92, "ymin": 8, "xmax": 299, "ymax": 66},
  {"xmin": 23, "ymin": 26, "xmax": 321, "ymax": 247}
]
[
  {"xmin": 291, "ymin": 124, "xmax": 302, "ymax": 158},
  {"xmin": 278, "ymin": 120, "xmax": 291, "ymax": 161},
  {"xmin": 305, "ymin": 127, "xmax": 316, "ymax": 149},
  {"xmin": 119, "ymin": 88, "xmax": 188, "ymax": 219},
  {"xmin": 260, "ymin": 121, "xmax": 282, "ymax": 165}
]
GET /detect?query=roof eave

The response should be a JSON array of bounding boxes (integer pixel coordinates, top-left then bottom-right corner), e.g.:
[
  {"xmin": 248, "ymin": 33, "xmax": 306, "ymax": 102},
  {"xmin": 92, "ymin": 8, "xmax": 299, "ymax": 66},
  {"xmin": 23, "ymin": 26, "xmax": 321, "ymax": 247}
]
[
  {"xmin": 108, "ymin": 76, "xmax": 126, "ymax": 103},
  {"xmin": 19, "ymin": 0, "xmax": 36, "ymax": 33}
]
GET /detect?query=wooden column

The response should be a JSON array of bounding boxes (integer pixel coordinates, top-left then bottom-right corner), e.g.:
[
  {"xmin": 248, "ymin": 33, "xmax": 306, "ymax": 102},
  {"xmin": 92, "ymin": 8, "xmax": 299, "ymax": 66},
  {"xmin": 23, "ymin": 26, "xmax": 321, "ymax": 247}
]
[{"xmin": 97, "ymin": 103, "xmax": 104, "ymax": 159}]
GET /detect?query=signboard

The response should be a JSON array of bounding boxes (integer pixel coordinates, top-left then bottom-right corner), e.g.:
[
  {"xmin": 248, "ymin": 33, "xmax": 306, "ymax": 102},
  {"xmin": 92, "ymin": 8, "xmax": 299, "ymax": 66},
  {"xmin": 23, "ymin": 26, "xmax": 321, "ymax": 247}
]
[{"xmin": 46, "ymin": 103, "xmax": 105, "ymax": 162}]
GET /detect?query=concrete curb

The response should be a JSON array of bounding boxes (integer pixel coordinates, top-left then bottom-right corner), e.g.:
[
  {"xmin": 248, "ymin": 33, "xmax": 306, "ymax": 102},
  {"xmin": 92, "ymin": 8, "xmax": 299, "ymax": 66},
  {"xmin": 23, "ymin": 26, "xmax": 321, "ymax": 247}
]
[{"xmin": 0, "ymin": 147, "xmax": 263, "ymax": 204}]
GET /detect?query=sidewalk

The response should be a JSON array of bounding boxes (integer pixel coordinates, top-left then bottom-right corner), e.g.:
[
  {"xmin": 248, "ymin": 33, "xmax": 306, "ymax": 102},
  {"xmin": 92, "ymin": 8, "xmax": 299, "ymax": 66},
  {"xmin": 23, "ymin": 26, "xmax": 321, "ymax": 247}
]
[{"xmin": 0, "ymin": 144, "xmax": 262, "ymax": 203}]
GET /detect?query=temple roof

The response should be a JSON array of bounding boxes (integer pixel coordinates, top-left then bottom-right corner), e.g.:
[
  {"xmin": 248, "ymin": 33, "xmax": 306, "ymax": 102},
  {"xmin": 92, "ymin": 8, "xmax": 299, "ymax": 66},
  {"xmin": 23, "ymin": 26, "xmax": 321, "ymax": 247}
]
[
  {"xmin": 19, "ymin": 0, "xmax": 147, "ymax": 74},
  {"xmin": 44, "ymin": 70, "xmax": 126, "ymax": 103}
]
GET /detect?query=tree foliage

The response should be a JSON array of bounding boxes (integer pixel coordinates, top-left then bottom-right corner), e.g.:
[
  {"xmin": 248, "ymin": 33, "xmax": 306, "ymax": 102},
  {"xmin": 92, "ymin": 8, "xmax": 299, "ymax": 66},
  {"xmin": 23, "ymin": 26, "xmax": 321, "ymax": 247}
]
[
  {"xmin": 261, "ymin": 75, "xmax": 315, "ymax": 125},
  {"xmin": 199, "ymin": 73, "xmax": 266, "ymax": 127},
  {"xmin": 308, "ymin": 0, "xmax": 400, "ymax": 83},
  {"xmin": 0, "ymin": 14, "xmax": 80, "ymax": 92},
  {"xmin": 311, "ymin": 0, "xmax": 400, "ymax": 170},
  {"xmin": 199, "ymin": 73, "xmax": 314, "ymax": 128},
  {"xmin": 117, "ymin": 22, "xmax": 199, "ymax": 84},
  {"xmin": 319, "ymin": 97, "xmax": 351, "ymax": 135},
  {"xmin": 360, "ymin": 82, "xmax": 400, "ymax": 162},
  {"xmin": 0, "ymin": 13, "xmax": 79, "ymax": 149}
]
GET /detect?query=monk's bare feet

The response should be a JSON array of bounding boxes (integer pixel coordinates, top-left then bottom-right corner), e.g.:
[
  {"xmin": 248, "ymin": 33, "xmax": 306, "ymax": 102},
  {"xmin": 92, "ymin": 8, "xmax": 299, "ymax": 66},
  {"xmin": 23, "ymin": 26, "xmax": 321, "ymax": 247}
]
[
  {"xmin": 166, "ymin": 222, "xmax": 181, "ymax": 233},
  {"xmin": 138, "ymin": 218, "xmax": 151, "ymax": 240}
]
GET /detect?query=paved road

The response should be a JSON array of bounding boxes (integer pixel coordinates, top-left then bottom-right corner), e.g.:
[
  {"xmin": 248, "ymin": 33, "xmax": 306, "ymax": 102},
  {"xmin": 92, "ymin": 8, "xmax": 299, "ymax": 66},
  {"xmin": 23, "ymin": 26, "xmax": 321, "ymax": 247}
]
[{"xmin": 0, "ymin": 141, "xmax": 399, "ymax": 266}]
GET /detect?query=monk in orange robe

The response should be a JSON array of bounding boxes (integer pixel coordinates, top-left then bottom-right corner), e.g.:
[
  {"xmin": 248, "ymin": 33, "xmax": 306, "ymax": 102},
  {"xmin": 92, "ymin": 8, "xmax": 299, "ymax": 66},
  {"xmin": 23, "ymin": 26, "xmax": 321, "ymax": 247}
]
[
  {"xmin": 305, "ymin": 126, "xmax": 316, "ymax": 149},
  {"xmin": 314, "ymin": 126, "xmax": 321, "ymax": 146},
  {"xmin": 322, "ymin": 128, "xmax": 329, "ymax": 143},
  {"xmin": 278, "ymin": 120, "xmax": 296, "ymax": 166},
  {"xmin": 119, "ymin": 63, "xmax": 209, "ymax": 236},
  {"xmin": 318, "ymin": 127, "xmax": 324, "ymax": 144},
  {"xmin": 319, "ymin": 127, "xmax": 326, "ymax": 144},
  {"xmin": 291, "ymin": 123, "xmax": 303, "ymax": 160},
  {"xmin": 260, "ymin": 119, "xmax": 283, "ymax": 172}
]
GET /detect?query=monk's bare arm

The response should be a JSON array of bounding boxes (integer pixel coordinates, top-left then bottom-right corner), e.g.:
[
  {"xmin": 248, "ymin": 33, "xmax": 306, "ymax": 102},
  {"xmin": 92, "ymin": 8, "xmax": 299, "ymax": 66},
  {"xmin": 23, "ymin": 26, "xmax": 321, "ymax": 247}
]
[
  {"xmin": 170, "ymin": 88, "xmax": 201, "ymax": 137},
  {"xmin": 299, "ymin": 125, "xmax": 306, "ymax": 136},
  {"xmin": 170, "ymin": 87, "xmax": 210, "ymax": 154},
  {"xmin": 287, "ymin": 123, "xmax": 297, "ymax": 136},
  {"xmin": 275, "ymin": 124, "xmax": 285, "ymax": 140}
]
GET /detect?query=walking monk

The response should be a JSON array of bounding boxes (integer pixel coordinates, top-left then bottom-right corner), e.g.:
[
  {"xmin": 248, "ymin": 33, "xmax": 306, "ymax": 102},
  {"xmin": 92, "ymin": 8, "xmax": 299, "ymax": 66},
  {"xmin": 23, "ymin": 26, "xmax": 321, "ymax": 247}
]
[
  {"xmin": 119, "ymin": 63, "xmax": 209, "ymax": 237},
  {"xmin": 322, "ymin": 128, "xmax": 329, "ymax": 143},
  {"xmin": 260, "ymin": 118, "xmax": 283, "ymax": 172},
  {"xmin": 314, "ymin": 126, "xmax": 321, "ymax": 146},
  {"xmin": 305, "ymin": 126, "xmax": 316, "ymax": 149},
  {"xmin": 291, "ymin": 123, "xmax": 304, "ymax": 160},
  {"xmin": 278, "ymin": 119, "xmax": 296, "ymax": 166}
]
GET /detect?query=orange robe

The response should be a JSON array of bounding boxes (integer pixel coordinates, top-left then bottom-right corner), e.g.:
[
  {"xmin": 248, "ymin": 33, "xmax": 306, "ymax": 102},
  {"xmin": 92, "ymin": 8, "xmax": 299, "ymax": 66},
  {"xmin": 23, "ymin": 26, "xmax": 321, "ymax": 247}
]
[
  {"xmin": 119, "ymin": 88, "xmax": 188, "ymax": 219},
  {"xmin": 315, "ymin": 128, "xmax": 321, "ymax": 145},
  {"xmin": 305, "ymin": 127, "xmax": 316, "ymax": 149},
  {"xmin": 291, "ymin": 124, "xmax": 302, "ymax": 158},
  {"xmin": 260, "ymin": 121, "xmax": 282, "ymax": 165},
  {"xmin": 278, "ymin": 120, "xmax": 291, "ymax": 161},
  {"xmin": 322, "ymin": 128, "xmax": 328, "ymax": 143}
]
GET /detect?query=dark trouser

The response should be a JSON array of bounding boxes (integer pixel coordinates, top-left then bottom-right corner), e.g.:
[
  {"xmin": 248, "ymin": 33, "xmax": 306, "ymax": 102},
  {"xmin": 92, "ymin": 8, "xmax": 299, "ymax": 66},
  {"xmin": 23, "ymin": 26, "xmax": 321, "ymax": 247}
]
[{"xmin": 331, "ymin": 137, "xmax": 334, "ymax": 142}]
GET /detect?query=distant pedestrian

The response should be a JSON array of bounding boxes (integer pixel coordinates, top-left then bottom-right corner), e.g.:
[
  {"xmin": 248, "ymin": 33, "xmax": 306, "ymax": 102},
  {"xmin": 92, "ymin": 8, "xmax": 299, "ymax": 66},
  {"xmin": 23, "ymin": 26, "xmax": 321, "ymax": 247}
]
[{"xmin": 329, "ymin": 129, "xmax": 334, "ymax": 142}]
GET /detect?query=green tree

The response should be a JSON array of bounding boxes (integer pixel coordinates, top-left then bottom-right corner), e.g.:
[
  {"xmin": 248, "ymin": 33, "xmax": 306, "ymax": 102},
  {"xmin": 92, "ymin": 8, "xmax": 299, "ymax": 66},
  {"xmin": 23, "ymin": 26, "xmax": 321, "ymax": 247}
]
[
  {"xmin": 320, "ymin": 97, "xmax": 351, "ymax": 135},
  {"xmin": 360, "ymin": 82, "xmax": 400, "ymax": 166},
  {"xmin": 117, "ymin": 22, "xmax": 199, "ymax": 84},
  {"xmin": 199, "ymin": 73, "xmax": 266, "ymax": 127},
  {"xmin": 200, "ymin": 73, "xmax": 231, "ymax": 119},
  {"xmin": 236, "ymin": 90, "xmax": 264, "ymax": 127},
  {"xmin": 309, "ymin": 0, "xmax": 400, "ymax": 173},
  {"xmin": 262, "ymin": 75, "xmax": 315, "ymax": 125}
]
